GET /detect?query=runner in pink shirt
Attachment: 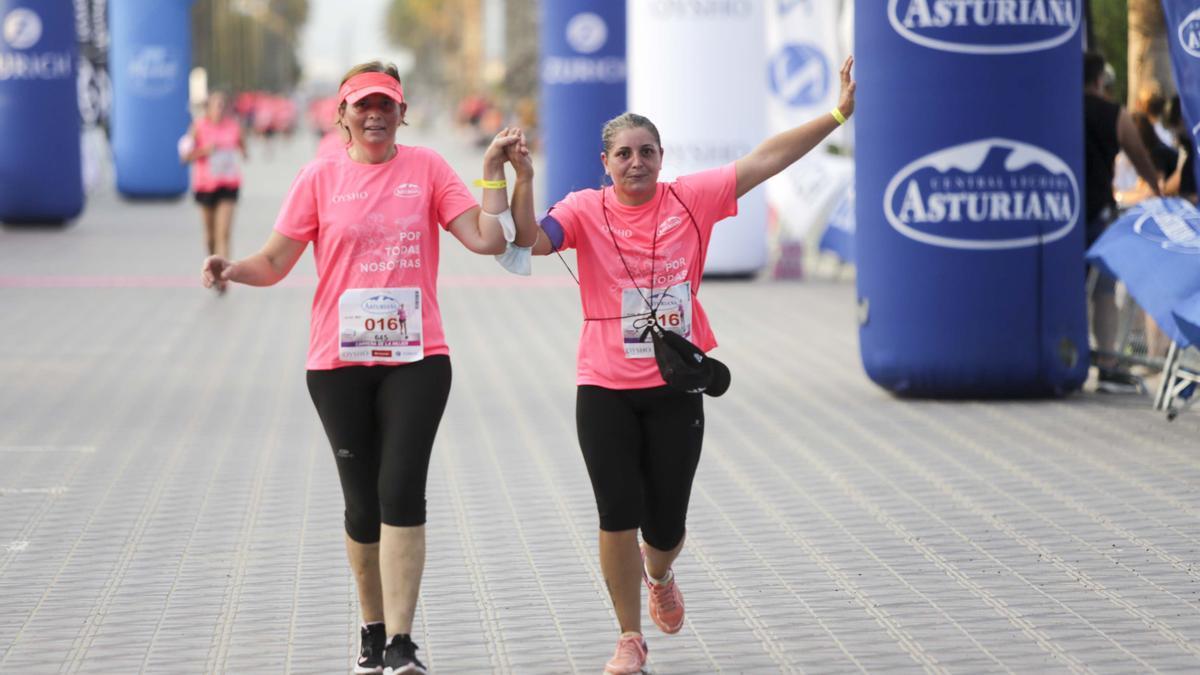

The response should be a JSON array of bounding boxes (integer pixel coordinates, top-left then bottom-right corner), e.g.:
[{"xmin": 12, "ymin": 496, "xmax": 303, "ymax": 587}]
[
  {"xmin": 315, "ymin": 128, "xmax": 349, "ymax": 159},
  {"xmin": 518, "ymin": 56, "xmax": 856, "ymax": 675},
  {"xmin": 181, "ymin": 92, "xmax": 246, "ymax": 292},
  {"xmin": 201, "ymin": 61, "xmax": 537, "ymax": 675}
]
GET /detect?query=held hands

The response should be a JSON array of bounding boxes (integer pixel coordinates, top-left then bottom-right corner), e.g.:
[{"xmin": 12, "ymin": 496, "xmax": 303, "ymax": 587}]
[
  {"xmin": 483, "ymin": 127, "xmax": 533, "ymax": 180},
  {"xmin": 505, "ymin": 130, "xmax": 534, "ymax": 181},
  {"xmin": 483, "ymin": 127, "xmax": 524, "ymax": 171},
  {"xmin": 836, "ymin": 55, "xmax": 856, "ymax": 120},
  {"xmin": 201, "ymin": 255, "xmax": 235, "ymax": 292}
]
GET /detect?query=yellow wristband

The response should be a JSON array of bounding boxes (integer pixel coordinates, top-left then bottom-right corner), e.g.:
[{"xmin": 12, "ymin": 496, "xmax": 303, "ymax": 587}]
[
  {"xmin": 473, "ymin": 179, "xmax": 507, "ymax": 189},
  {"xmin": 830, "ymin": 108, "xmax": 847, "ymax": 126}
]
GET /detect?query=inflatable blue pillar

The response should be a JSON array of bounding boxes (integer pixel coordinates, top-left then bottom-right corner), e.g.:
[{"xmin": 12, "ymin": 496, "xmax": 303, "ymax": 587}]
[
  {"xmin": 539, "ymin": 0, "xmax": 626, "ymax": 205},
  {"xmin": 0, "ymin": 0, "xmax": 84, "ymax": 223},
  {"xmin": 855, "ymin": 1, "xmax": 1089, "ymax": 397},
  {"xmin": 109, "ymin": 0, "xmax": 193, "ymax": 198}
]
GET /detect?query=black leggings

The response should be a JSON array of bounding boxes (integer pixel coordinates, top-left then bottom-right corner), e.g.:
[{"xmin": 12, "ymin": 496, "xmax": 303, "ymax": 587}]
[
  {"xmin": 576, "ymin": 385, "xmax": 704, "ymax": 551},
  {"xmin": 306, "ymin": 356, "xmax": 451, "ymax": 543}
]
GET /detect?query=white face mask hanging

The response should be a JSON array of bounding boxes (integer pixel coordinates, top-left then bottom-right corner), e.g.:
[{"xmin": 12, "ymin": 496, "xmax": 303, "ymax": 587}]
[
  {"xmin": 487, "ymin": 208, "xmax": 532, "ymax": 276},
  {"xmin": 495, "ymin": 242, "xmax": 532, "ymax": 276}
]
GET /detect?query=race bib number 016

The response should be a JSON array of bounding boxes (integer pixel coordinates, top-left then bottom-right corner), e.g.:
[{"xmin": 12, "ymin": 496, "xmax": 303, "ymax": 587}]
[
  {"xmin": 338, "ymin": 288, "xmax": 423, "ymax": 363},
  {"xmin": 621, "ymin": 282, "xmax": 691, "ymax": 359}
]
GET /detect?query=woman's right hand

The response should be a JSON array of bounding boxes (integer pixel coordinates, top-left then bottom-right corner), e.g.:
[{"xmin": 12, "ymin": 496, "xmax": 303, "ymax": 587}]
[
  {"xmin": 201, "ymin": 255, "xmax": 234, "ymax": 290},
  {"xmin": 483, "ymin": 127, "xmax": 523, "ymax": 173}
]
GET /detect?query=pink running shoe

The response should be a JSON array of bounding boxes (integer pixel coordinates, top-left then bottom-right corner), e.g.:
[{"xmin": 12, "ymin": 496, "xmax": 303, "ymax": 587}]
[
  {"xmin": 604, "ymin": 632, "xmax": 648, "ymax": 675},
  {"xmin": 642, "ymin": 546, "xmax": 685, "ymax": 634}
]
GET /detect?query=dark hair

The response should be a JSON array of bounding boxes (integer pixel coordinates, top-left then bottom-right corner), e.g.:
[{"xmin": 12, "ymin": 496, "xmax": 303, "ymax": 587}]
[
  {"xmin": 337, "ymin": 60, "xmax": 407, "ymax": 132},
  {"xmin": 601, "ymin": 112, "xmax": 662, "ymax": 154},
  {"xmin": 1084, "ymin": 52, "xmax": 1107, "ymax": 86},
  {"xmin": 1133, "ymin": 111, "xmax": 1177, "ymax": 177},
  {"xmin": 1145, "ymin": 93, "xmax": 1166, "ymax": 117},
  {"xmin": 1166, "ymin": 95, "xmax": 1183, "ymax": 129}
]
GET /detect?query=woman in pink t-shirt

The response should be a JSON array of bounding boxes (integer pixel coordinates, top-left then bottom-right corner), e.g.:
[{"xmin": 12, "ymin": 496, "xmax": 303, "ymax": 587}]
[
  {"xmin": 200, "ymin": 61, "xmax": 537, "ymax": 675},
  {"xmin": 519, "ymin": 57, "xmax": 856, "ymax": 675},
  {"xmin": 182, "ymin": 92, "xmax": 247, "ymax": 288}
]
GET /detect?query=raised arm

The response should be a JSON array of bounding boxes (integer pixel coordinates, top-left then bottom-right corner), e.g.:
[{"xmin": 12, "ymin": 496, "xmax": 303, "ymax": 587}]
[
  {"xmin": 447, "ymin": 127, "xmax": 526, "ymax": 255},
  {"xmin": 734, "ymin": 55, "xmax": 856, "ymax": 199},
  {"xmin": 202, "ymin": 231, "xmax": 307, "ymax": 291},
  {"xmin": 505, "ymin": 133, "xmax": 539, "ymax": 248}
]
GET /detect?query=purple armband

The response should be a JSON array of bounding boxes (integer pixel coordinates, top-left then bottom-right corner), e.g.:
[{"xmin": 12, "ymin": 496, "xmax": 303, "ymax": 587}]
[{"xmin": 539, "ymin": 213, "xmax": 565, "ymax": 252}]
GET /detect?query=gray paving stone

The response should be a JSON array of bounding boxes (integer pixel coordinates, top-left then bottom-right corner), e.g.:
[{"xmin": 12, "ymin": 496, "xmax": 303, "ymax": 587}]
[{"xmin": 3, "ymin": 130, "xmax": 1200, "ymax": 673}]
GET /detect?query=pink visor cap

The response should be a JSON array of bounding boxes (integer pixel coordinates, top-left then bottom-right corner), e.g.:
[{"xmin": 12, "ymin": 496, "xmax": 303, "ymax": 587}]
[{"xmin": 338, "ymin": 72, "xmax": 405, "ymax": 106}]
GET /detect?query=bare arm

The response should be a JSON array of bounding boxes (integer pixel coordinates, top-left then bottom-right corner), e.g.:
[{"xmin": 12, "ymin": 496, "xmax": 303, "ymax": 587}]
[
  {"xmin": 181, "ymin": 123, "xmax": 202, "ymax": 163},
  {"xmin": 531, "ymin": 227, "xmax": 556, "ymax": 256},
  {"xmin": 505, "ymin": 132, "xmax": 539, "ymax": 248},
  {"xmin": 1117, "ymin": 110, "xmax": 1163, "ymax": 197},
  {"xmin": 447, "ymin": 128, "xmax": 525, "ymax": 254},
  {"xmin": 201, "ymin": 231, "xmax": 307, "ymax": 289},
  {"xmin": 734, "ymin": 55, "xmax": 856, "ymax": 199},
  {"xmin": 1164, "ymin": 147, "xmax": 1187, "ymax": 196}
]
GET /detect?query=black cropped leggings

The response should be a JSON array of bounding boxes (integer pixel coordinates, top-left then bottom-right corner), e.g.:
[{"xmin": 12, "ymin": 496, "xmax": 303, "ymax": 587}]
[
  {"xmin": 576, "ymin": 384, "xmax": 704, "ymax": 551},
  {"xmin": 306, "ymin": 356, "xmax": 451, "ymax": 543}
]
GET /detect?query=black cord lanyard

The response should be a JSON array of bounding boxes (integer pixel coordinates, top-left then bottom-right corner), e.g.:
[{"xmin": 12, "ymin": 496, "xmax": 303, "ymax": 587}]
[{"xmin": 552, "ymin": 184, "xmax": 704, "ymax": 324}]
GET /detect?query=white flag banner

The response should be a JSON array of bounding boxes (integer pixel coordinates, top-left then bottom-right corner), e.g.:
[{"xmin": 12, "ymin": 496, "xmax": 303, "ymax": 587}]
[{"xmin": 765, "ymin": 0, "xmax": 852, "ymax": 239}]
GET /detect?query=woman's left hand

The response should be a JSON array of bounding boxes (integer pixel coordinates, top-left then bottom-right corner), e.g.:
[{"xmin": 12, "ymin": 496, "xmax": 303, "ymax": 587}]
[
  {"xmin": 504, "ymin": 129, "xmax": 534, "ymax": 180},
  {"xmin": 836, "ymin": 55, "xmax": 856, "ymax": 119},
  {"xmin": 484, "ymin": 127, "xmax": 523, "ymax": 171}
]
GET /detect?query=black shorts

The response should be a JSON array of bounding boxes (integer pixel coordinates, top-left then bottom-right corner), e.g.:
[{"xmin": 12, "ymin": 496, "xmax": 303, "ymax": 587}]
[
  {"xmin": 194, "ymin": 186, "xmax": 239, "ymax": 207},
  {"xmin": 306, "ymin": 356, "xmax": 452, "ymax": 542},
  {"xmin": 576, "ymin": 385, "xmax": 704, "ymax": 551}
]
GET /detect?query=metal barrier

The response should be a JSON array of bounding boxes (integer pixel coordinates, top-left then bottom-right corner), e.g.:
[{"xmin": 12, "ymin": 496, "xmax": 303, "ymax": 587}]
[{"xmin": 1155, "ymin": 343, "xmax": 1200, "ymax": 421}]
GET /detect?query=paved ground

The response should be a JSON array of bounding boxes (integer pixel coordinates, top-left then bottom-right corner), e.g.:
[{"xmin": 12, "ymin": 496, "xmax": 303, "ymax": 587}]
[{"xmin": 2, "ymin": 130, "xmax": 1199, "ymax": 674}]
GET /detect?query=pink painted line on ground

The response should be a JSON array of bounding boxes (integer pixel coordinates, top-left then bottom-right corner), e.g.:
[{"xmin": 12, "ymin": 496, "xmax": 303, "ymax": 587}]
[{"xmin": 0, "ymin": 274, "xmax": 575, "ymax": 289}]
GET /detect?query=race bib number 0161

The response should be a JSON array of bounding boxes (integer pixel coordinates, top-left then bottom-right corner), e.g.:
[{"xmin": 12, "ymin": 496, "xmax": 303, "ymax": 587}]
[
  {"xmin": 621, "ymin": 282, "xmax": 691, "ymax": 359},
  {"xmin": 338, "ymin": 288, "xmax": 423, "ymax": 363}
]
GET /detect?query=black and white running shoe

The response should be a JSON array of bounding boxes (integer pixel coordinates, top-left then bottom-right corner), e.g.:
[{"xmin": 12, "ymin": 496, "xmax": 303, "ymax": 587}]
[
  {"xmin": 1097, "ymin": 368, "xmax": 1143, "ymax": 394},
  {"xmin": 382, "ymin": 634, "xmax": 427, "ymax": 675},
  {"xmin": 355, "ymin": 622, "xmax": 387, "ymax": 674}
]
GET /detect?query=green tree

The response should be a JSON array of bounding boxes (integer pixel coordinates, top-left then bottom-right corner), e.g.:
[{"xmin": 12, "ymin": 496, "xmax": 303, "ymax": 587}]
[
  {"xmin": 386, "ymin": 0, "xmax": 471, "ymax": 98},
  {"xmin": 1091, "ymin": 0, "xmax": 1129, "ymax": 102},
  {"xmin": 192, "ymin": 0, "xmax": 310, "ymax": 92}
]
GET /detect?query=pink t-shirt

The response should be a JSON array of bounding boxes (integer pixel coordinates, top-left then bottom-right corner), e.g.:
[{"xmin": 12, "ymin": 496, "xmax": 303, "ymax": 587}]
[
  {"xmin": 548, "ymin": 163, "xmax": 738, "ymax": 389},
  {"xmin": 316, "ymin": 130, "xmax": 348, "ymax": 159},
  {"xmin": 192, "ymin": 117, "xmax": 242, "ymax": 191},
  {"xmin": 273, "ymin": 145, "xmax": 478, "ymax": 370}
]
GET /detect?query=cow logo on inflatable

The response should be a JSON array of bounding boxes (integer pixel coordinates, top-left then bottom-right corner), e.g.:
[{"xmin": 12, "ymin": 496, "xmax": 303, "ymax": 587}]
[{"xmin": 884, "ymin": 138, "xmax": 1078, "ymax": 250}]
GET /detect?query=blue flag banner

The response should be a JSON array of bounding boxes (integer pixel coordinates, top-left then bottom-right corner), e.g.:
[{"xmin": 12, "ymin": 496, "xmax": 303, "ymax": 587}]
[
  {"xmin": 1163, "ymin": 2, "xmax": 1200, "ymax": 192},
  {"xmin": 1086, "ymin": 198, "xmax": 1200, "ymax": 345},
  {"xmin": 819, "ymin": 182, "xmax": 855, "ymax": 264}
]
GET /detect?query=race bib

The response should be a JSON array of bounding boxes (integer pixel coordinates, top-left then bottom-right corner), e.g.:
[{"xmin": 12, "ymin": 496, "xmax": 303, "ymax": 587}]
[
  {"xmin": 209, "ymin": 148, "xmax": 239, "ymax": 178},
  {"xmin": 621, "ymin": 282, "xmax": 691, "ymax": 359},
  {"xmin": 338, "ymin": 288, "xmax": 424, "ymax": 363}
]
